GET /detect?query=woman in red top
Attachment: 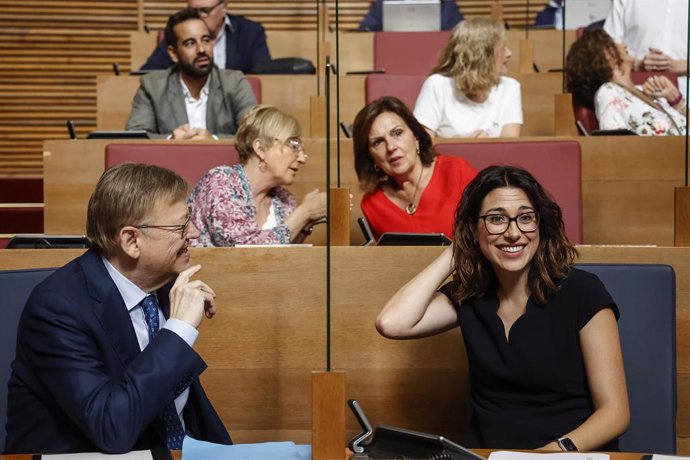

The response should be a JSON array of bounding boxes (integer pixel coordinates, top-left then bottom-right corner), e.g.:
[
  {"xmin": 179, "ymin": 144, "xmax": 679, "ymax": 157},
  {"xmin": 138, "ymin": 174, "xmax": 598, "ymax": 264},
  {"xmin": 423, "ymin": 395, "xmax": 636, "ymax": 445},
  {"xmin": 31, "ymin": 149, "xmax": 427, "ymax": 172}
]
[{"xmin": 353, "ymin": 96, "xmax": 477, "ymax": 240}]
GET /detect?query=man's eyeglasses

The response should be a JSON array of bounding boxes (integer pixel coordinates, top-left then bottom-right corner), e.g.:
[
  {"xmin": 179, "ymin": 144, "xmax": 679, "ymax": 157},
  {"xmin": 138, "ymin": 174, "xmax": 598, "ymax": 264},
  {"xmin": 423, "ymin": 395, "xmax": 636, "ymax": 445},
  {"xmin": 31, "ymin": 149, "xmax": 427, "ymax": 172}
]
[
  {"xmin": 135, "ymin": 208, "xmax": 192, "ymax": 239},
  {"xmin": 193, "ymin": 0, "xmax": 224, "ymax": 16},
  {"xmin": 479, "ymin": 212, "xmax": 540, "ymax": 235}
]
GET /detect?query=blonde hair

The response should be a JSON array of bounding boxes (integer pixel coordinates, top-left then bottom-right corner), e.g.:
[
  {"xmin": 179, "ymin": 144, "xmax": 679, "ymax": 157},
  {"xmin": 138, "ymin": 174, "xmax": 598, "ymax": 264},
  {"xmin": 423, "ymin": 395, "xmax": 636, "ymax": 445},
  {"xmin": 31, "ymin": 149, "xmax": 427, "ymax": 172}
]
[
  {"xmin": 234, "ymin": 105, "xmax": 301, "ymax": 164},
  {"xmin": 86, "ymin": 163, "xmax": 187, "ymax": 256},
  {"xmin": 433, "ymin": 17, "xmax": 505, "ymax": 97}
]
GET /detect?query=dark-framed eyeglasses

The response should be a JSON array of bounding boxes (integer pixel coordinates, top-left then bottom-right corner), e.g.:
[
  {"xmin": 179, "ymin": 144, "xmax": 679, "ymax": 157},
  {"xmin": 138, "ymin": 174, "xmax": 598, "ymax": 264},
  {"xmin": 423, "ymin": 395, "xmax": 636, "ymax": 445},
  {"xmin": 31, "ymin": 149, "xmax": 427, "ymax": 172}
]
[
  {"xmin": 479, "ymin": 212, "xmax": 540, "ymax": 235},
  {"xmin": 193, "ymin": 0, "xmax": 225, "ymax": 16},
  {"xmin": 135, "ymin": 208, "xmax": 192, "ymax": 239}
]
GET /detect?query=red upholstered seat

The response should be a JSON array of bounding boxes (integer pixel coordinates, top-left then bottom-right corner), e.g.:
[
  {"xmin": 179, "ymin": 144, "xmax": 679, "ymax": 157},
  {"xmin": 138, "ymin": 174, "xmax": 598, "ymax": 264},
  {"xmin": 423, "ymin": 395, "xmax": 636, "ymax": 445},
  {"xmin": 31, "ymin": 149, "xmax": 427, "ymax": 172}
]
[
  {"xmin": 246, "ymin": 76, "xmax": 262, "ymax": 103},
  {"xmin": 434, "ymin": 140, "xmax": 583, "ymax": 244},
  {"xmin": 374, "ymin": 31, "xmax": 451, "ymax": 75},
  {"xmin": 365, "ymin": 74, "xmax": 426, "ymax": 109},
  {"xmin": 105, "ymin": 143, "xmax": 240, "ymax": 189}
]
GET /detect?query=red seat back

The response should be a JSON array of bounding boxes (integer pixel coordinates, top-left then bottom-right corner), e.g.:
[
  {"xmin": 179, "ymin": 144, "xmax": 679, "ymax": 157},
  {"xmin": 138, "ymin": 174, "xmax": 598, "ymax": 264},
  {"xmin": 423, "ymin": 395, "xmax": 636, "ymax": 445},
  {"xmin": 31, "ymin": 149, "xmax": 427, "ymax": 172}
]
[
  {"xmin": 630, "ymin": 70, "xmax": 678, "ymax": 87},
  {"xmin": 365, "ymin": 74, "xmax": 426, "ymax": 109},
  {"xmin": 374, "ymin": 31, "xmax": 451, "ymax": 75},
  {"xmin": 572, "ymin": 97, "xmax": 599, "ymax": 134},
  {"xmin": 246, "ymin": 76, "xmax": 262, "ymax": 103},
  {"xmin": 434, "ymin": 140, "xmax": 583, "ymax": 244},
  {"xmin": 105, "ymin": 143, "xmax": 240, "ymax": 189}
]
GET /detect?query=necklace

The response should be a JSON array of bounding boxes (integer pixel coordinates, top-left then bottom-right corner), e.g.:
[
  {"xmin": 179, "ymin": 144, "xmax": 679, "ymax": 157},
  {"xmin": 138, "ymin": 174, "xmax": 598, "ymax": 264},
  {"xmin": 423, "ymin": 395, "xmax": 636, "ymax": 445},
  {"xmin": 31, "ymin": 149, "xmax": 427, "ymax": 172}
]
[{"xmin": 405, "ymin": 165, "xmax": 425, "ymax": 215}]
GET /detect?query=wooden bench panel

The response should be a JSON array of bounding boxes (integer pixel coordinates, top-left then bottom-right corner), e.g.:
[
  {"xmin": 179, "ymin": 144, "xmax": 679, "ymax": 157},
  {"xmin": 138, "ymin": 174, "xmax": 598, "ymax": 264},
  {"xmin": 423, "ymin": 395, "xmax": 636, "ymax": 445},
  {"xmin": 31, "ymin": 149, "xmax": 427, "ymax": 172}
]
[{"xmin": 0, "ymin": 245, "xmax": 688, "ymax": 451}]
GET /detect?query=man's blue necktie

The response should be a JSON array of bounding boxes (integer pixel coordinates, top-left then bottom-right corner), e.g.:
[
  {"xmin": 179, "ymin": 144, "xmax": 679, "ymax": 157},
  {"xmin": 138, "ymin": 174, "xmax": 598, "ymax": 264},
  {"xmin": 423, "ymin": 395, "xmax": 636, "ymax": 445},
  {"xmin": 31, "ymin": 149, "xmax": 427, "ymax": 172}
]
[{"xmin": 141, "ymin": 294, "xmax": 186, "ymax": 450}]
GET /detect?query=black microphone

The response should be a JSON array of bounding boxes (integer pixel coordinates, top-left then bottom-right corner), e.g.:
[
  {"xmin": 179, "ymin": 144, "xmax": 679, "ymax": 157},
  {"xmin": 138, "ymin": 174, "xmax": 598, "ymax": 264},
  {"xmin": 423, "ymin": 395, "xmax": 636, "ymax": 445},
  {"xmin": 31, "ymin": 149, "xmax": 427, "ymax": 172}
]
[{"xmin": 66, "ymin": 120, "xmax": 77, "ymax": 140}]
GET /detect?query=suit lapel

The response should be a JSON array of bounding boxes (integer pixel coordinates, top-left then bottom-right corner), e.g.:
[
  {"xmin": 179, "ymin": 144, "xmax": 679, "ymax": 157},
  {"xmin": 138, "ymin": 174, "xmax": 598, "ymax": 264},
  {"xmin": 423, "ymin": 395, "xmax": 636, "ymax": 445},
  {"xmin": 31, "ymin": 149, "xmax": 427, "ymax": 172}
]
[
  {"xmin": 80, "ymin": 249, "xmax": 142, "ymax": 366},
  {"xmin": 206, "ymin": 67, "xmax": 224, "ymax": 133},
  {"xmin": 166, "ymin": 69, "xmax": 188, "ymax": 128}
]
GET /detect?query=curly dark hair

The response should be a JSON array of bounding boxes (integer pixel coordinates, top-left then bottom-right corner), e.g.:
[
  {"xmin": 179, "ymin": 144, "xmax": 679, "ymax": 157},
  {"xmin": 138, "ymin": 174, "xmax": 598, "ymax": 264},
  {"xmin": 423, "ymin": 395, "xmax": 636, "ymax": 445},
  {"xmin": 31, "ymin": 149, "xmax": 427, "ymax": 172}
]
[
  {"xmin": 451, "ymin": 165, "xmax": 577, "ymax": 305},
  {"xmin": 566, "ymin": 29, "xmax": 623, "ymax": 108},
  {"xmin": 352, "ymin": 96, "xmax": 435, "ymax": 192}
]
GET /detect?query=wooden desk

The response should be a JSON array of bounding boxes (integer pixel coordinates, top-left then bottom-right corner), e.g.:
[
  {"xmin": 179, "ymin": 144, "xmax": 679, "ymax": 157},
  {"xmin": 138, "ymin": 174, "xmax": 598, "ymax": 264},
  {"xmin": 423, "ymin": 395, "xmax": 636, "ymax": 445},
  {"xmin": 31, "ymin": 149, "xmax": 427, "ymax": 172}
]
[
  {"xmin": 96, "ymin": 75, "xmax": 317, "ymax": 136},
  {"xmin": 332, "ymin": 72, "xmax": 564, "ymax": 137},
  {"xmin": 1, "ymin": 246, "xmax": 687, "ymax": 452},
  {"xmin": 41, "ymin": 136, "xmax": 689, "ymax": 247},
  {"xmin": 338, "ymin": 136, "xmax": 689, "ymax": 246}
]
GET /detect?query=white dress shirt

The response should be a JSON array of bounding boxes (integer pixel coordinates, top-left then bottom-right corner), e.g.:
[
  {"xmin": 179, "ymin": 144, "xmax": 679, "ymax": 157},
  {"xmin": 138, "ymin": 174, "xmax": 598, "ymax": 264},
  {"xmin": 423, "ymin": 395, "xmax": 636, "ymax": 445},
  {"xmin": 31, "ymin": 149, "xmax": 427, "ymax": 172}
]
[
  {"xmin": 101, "ymin": 256, "xmax": 198, "ymax": 426},
  {"xmin": 213, "ymin": 16, "xmax": 232, "ymax": 70},
  {"xmin": 604, "ymin": 0, "xmax": 689, "ymax": 96},
  {"xmin": 179, "ymin": 74, "xmax": 211, "ymax": 131}
]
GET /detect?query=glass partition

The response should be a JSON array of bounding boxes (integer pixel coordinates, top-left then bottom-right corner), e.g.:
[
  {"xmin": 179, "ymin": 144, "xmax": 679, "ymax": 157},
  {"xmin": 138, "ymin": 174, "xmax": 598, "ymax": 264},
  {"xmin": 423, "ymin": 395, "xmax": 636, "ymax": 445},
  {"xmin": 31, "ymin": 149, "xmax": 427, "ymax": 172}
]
[{"xmin": 327, "ymin": 0, "xmax": 690, "ymax": 453}]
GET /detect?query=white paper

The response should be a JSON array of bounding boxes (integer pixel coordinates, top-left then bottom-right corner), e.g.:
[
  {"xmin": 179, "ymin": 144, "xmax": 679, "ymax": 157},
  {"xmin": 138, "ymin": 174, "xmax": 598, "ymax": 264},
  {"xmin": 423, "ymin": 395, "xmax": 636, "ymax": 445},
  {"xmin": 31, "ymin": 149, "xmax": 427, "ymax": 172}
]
[
  {"xmin": 41, "ymin": 451, "xmax": 153, "ymax": 460},
  {"xmin": 652, "ymin": 455, "xmax": 690, "ymax": 460},
  {"xmin": 489, "ymin": 451, "xmax": 610, "ymax": 460}
]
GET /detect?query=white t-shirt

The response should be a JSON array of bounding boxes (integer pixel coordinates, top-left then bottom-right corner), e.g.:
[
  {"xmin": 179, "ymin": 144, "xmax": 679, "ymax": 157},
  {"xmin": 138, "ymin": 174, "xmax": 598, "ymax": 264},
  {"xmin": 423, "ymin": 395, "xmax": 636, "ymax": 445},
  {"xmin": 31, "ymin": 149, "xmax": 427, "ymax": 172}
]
[
  {"xmin": 604, "ymin": 0, "xmax": 688, "ymax": 96},
  {"xmin": 413, "ymin": 74, "xmax": 523, "ymax": 138}
]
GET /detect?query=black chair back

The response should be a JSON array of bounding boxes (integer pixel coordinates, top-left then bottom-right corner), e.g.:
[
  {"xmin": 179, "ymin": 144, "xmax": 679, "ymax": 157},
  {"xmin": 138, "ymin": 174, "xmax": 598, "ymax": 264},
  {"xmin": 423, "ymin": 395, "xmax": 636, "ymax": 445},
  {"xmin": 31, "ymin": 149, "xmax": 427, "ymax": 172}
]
[
  {"xmin": 576, "ymin": 264, "xmax": 676, "ymax": 453},
  {"xmin": 0, "ymin": 268, "xmax": 55, "ymax": 452}
]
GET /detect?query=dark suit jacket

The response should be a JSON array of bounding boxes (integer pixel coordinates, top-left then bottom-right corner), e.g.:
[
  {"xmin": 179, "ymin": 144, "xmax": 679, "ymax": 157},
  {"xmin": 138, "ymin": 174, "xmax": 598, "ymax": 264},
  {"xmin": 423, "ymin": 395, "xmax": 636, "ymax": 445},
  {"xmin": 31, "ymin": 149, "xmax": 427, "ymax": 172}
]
[
  {"xmin": 535, "ymin": 5, "xmax": 558, "ymax": 27},
  {"xmin": 124, "ymin": 65, "xmax": 256, "ymax": 138},
  {"xmin": 3, "ymin": 248, "xmax": 232, "ymax": 454},
  {"xmin": 141, "ymin": 14, "xmax": 271, "ymax": 73},
  {"xmin": 357, "ymin": 0, "xmax": 464, "ymax": 31}
]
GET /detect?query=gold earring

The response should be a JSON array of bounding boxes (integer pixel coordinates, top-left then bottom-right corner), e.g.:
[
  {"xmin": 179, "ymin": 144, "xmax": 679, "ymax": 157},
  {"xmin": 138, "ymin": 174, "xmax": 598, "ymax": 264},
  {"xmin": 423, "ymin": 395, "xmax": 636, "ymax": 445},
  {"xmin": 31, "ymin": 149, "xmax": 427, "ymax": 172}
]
[{"xmin": 259, "ymin": 159, "xmax": 267, "ymax": 172}]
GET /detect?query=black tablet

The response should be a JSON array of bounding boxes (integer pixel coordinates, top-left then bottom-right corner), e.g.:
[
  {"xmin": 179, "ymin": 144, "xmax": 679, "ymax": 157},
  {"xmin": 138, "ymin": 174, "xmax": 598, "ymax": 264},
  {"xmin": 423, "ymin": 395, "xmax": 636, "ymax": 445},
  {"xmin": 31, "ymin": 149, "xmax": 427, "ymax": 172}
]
[
  {"xmin": 6, "ymin": 235, "xmax": 90, "ymax": 249},
  {"xmin": 590, "ymin": 128, "xmax": 637, "ymax": 136},
  {"xmin": 377, "ymin": 232, "xmax": 451, "ymax": 246},
  {"xmin": 86, "ymin": 130, "xmax": 150, "ymax": 139},
  {"xmin": 368, "ymin": 425, "xmax": 486, "ymax": 460}
]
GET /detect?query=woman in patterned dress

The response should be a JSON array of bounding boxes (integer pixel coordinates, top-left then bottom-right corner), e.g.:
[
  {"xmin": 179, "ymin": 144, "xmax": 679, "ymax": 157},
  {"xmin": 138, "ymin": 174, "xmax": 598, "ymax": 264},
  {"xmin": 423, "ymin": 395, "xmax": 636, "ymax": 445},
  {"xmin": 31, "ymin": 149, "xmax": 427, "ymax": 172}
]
[
  {"xmin": 188, "ymin": 105, "xmax": 326, "ymax": 246},
  {"xmin": 566, "ymin": 29, "xmax": 686, "ymax": 135}
]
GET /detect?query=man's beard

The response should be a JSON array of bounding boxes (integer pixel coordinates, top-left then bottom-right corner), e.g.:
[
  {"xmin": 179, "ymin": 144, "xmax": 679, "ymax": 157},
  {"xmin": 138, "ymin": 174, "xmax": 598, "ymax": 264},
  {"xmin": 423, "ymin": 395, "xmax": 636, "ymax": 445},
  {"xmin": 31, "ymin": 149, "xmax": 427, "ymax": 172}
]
[{"xmin": 179, "ymin": 55, "xmax": 214, "ymax": 78}]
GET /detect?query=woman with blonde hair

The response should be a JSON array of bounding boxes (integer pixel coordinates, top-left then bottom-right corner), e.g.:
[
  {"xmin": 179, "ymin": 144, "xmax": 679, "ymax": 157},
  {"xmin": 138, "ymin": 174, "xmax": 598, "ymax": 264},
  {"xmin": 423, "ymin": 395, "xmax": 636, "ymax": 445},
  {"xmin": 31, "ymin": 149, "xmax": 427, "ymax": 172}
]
[
  {"xmin": 188, "ymin": 105, "xmax": 327, "ymax": 246},
  {"xmin": 414, "ymin": 17, "xmax": 523, "ymax": 138}
]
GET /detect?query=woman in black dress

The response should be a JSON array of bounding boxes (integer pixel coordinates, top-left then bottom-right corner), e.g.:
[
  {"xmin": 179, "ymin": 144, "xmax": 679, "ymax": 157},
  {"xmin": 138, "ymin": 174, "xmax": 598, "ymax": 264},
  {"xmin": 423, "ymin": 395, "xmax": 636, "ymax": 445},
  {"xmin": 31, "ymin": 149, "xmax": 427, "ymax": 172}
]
[{"xmin": 376, "ymin": 165, "xmax": 629, "ymax": 451}]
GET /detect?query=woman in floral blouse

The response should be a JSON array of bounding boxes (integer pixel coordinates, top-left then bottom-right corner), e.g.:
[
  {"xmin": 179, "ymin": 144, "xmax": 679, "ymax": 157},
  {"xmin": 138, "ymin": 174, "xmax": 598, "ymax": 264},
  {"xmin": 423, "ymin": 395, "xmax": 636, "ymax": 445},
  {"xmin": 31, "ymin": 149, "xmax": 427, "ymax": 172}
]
[
  {"xmin": 566, "ymin": 29, "xmax": 686, "ymax": 136},
  {"xmin": 188, "ymin": 105, "xmax": 327, "ymax": 246}
]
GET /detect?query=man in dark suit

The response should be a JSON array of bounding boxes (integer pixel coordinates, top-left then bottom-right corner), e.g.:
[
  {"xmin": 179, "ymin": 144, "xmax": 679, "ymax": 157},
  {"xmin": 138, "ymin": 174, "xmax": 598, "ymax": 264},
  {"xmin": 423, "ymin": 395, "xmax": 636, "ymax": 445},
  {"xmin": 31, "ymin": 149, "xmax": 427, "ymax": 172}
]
[
  {"xmin": 140, "ymin": 0, "xmax": 270, "ymax": 73},
  {"xmin": 357, "ymin": 0, "xmax": 464, "ymax": 31},
  {"xmin": 126, "ymin": 8, "xmax": 256, "ymax": 139},
  {"xmin": 535, "ymin": 0, "xmax": 563, "ymax": 29},
  {"xmin": 4, "ymin": 163, "xmax": 232, "ymax": 454}
]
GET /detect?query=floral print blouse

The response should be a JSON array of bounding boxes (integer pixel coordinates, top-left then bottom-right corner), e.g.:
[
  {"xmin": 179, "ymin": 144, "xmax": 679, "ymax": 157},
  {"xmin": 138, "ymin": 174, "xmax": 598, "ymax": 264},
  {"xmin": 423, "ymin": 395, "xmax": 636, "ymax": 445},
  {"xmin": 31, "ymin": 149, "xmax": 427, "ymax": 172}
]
[
  {"xmin": 187, "ymin": 164, "xmax": 296, "ymax": 246},
  {"xmin": 595, "ymin": 82, "xmax": 687, "ymax": 136}
]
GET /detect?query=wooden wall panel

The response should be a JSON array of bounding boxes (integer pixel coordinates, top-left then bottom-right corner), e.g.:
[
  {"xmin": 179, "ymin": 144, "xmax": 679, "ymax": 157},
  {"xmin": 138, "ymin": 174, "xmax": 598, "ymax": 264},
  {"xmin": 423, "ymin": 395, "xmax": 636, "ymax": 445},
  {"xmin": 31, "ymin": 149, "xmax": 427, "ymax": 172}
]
[
  {"xmin": 0, "ymin": 29, "xmax": 131, "ymax": 176},
  {"xmin": 0, "ymin": 1, "xmax": 138, "ymax": 30}
]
